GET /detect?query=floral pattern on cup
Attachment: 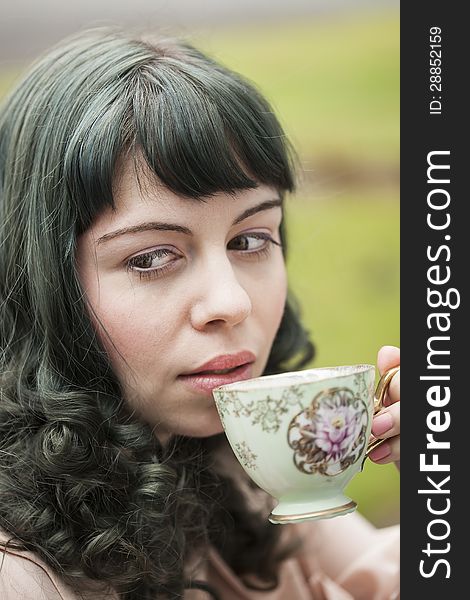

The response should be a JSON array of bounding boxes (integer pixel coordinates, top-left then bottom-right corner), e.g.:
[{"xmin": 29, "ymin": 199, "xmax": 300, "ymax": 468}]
[
  {"xmin": 215, "ymin": 386, "xmax": 305, "ymax": 433},
  {"xmin": 234, "ymin": 441, "xmax": 258, "ymax": 470},
  {"xmin": 287, "ymin": 387, "xmax": 369, "ymax": 476},
  {"xmin": 353, "ymin": 371, "xmax": 375, "ymax": 406}
]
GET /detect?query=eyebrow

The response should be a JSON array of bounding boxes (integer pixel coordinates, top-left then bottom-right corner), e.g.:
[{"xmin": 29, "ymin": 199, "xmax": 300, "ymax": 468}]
[{"xmin": 96, "ymin": 197, "xmax": 283, "ymax": 244}]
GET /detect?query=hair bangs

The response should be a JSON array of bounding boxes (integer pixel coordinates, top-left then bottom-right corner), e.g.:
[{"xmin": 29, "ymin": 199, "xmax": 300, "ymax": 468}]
[
  {"xmin": 64, "ymin": 88, "xmax": 134, "ymax": 236},
  {"xmin": 128, "ymin": 51, "xmax": 296, "ymax": 199}
]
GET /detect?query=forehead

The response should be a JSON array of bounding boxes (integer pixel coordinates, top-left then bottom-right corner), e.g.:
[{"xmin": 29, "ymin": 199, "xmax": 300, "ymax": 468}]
[
  {"xmin": 85, "ymin": 158, "xmax": 280, "ymax": 240},
  {"xmin": 111, "ymin": 160, "xmax": 187, "ymax": 219}
]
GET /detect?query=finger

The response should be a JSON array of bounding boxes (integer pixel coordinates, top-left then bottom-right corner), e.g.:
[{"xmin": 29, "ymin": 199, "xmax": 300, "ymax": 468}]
[
  {"xmin": 377, "ymin": 345, "xmax": 400, "ymax": 407},
  {"xmin": 368, "ymin": 436, "xmax": 400, "ymax": 464},
  {"xmin": 377, "ymin": 345, "xmax": 400, "ymax": 375},
  {"xmin": 372, "ymin": 402, "xmax": 400, "ymax": 440}
]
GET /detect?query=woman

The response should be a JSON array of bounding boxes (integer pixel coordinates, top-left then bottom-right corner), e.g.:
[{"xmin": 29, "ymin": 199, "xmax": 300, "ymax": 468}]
[{"xmin": 0, "ymin": 28, "xmax": 400, "ymax": 599}]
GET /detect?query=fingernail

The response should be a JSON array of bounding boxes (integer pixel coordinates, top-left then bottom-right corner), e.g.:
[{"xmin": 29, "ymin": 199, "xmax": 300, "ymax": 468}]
[
  {"xmin": 369, "ymin": 442, "xmax": 391, "ymax": 462},
  {"xmin": 372, "ymin": 412, "xmax": 393, "ymax": 437}
]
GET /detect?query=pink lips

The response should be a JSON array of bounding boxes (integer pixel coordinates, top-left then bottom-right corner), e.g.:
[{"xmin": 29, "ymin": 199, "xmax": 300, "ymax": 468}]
[{"xmin": 179, "ymin": 351, "xmax": 256, "ymax": 395}]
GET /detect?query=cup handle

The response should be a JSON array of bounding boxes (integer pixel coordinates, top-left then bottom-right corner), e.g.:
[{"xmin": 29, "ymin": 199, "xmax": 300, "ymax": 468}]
[{"xmin": 365, "ymin": 365, "xmax": 400, "ymax": 459}]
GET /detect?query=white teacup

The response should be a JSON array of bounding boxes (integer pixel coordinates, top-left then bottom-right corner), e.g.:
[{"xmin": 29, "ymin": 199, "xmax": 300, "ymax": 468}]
[{"xmin": 212, "ymin": 364, "xmax": 398, "ymax": 524}]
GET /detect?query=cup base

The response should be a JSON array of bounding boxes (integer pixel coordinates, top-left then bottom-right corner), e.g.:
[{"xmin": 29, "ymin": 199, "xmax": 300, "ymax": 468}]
[{"xmin": 268, "ymin": 498, "xmax": 357, "ymax": 524}]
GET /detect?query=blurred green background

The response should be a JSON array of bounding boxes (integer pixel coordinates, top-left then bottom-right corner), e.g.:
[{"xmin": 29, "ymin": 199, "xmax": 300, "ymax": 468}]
[{"xmin": 0, "ymin": 6, "xmax": 399, "ymax": 526}]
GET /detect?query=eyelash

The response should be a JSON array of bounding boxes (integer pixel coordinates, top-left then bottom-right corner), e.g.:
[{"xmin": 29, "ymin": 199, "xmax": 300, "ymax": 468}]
[{"xmin": 126, "ymin": 233, "xmax": 282, "ymax": 281}]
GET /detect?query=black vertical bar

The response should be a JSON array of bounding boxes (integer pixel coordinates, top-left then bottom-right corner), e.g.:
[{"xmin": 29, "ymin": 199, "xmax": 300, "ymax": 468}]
[{"xmin": 401, "ymin": 4, "xmax": 465, "ymax": 598}]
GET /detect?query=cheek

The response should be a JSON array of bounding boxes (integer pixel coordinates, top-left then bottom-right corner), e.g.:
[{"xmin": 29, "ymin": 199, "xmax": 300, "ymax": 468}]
[
  {"xmin": 76, "ymin": 239, "xmax": 160, "ymax": 364},
  {"xmin": 273, "ymin": 267, "xmax": 288, "ymax": 329},
  {"xmin": 87, "ymin": 298, "xmax": 175, "ymax": 415},
  {"xmin": 84, "ymin": 286, "xmax": 172, "ymax": 375},
  {"xmin": 254, "ymin": 257, "xmax": 288, "ymax": 332}
]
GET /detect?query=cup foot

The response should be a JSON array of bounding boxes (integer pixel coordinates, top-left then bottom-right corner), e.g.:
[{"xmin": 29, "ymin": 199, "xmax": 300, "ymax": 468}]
[{"xmin": 268, "ymin": 499, "xmax": 357, "ymax": 524}]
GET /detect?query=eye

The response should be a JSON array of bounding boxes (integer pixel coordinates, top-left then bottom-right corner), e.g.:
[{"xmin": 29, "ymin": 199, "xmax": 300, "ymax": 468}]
[
  {"xmin": 227, "ymin": 232, "xmax": 282, "ymax": 254},
  {"xmin": 127, "ymin": 247, "xmax": 181, "ymax": 276}
]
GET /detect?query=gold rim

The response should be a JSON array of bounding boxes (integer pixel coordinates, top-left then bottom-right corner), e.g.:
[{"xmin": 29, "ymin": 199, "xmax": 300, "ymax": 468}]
[
  {"xmin": 268, "ymin": 500, "xmax": 357, "ymax": 524},
  {"xmin": 365, "ymin": 365, "xmax": 401, "ymax": 459},
  {"xmin": 374, "ymin": 365, "xmax": 400, "ymax": 412}
]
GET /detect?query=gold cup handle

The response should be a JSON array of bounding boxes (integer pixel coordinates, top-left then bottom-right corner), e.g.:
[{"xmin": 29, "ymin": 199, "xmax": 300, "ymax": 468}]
[{"xmin": 365, "ymin": 366, "xmax": 400, "ymax": 458}]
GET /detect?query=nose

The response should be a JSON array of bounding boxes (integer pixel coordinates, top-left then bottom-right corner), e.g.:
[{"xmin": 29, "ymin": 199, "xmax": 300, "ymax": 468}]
[{"xmin": 189, "ymin": 255, "xmax": 252, "ymax": 330}]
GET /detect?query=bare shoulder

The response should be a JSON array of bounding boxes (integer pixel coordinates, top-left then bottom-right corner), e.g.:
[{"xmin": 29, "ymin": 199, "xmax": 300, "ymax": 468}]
[
  {"xmin": 0, "ymin": 530, "xmax": 117, "ymax": 600},
  {"xmin": 0, "ymin": 542, "xmax": 65, "ymax": 599}
]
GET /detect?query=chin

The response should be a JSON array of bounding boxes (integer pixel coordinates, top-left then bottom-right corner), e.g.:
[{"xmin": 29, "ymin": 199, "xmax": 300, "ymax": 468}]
[
  {"xmin": 189, "ymin": 410, "xmax": 225, "ymax": 439},
  {"xmin": 158, "ymin": 407, "xmax": 225, "ymax": 443}
]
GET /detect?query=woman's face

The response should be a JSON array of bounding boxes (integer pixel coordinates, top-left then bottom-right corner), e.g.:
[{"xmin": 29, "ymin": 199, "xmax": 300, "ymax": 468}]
[{"xmin": 76, "ymin": 160, "xmax": 287, "ymax": 442}]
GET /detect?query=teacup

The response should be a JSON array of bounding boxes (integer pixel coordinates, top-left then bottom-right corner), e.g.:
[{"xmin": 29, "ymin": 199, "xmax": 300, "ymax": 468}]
[{"xmin": 212, "ymin": 364, "xmax": 399, "ymax": 524}]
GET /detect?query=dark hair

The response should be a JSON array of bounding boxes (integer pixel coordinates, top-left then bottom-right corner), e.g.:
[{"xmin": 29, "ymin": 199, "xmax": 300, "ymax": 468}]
[{"xmin": 0, "ymin": 27, "xmax": 314, "ymax": 599}]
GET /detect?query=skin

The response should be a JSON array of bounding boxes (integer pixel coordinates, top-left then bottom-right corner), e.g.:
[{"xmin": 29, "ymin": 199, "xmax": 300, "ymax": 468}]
[
  {"xmin": 76, "ymin": 160, "xmax": 288, "ymax": 442},
  {"xmin": 370, "ymin": 345, "xmax": 401, "ymax": 470},
  {"xmin": 76, "ymin": 159, "xmax": 401, "ymax": 461}
]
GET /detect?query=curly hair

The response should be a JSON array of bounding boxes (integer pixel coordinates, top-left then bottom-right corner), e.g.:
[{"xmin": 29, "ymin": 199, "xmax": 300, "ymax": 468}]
[{"xmin": 0, "ymin": 28, "xmax": 314, "ymax": 599}]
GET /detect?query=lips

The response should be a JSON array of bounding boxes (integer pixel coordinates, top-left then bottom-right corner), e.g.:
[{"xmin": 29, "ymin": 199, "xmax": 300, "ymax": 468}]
[
  {"xmin": 178, "ymin": 351, "xmax": 256, "ymax": 395},
  {"xmin": 182, "ymin": 351, "xmax": 256, "ymax": 376}
]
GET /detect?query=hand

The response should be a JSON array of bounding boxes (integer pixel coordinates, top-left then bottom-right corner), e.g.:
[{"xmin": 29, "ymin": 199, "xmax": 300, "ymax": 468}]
[{"xmin": 368, "ymin": 345, "xmax": 400, "ymax": 471}]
